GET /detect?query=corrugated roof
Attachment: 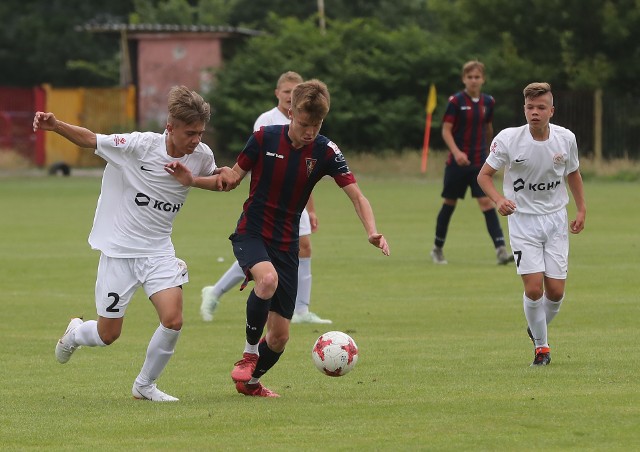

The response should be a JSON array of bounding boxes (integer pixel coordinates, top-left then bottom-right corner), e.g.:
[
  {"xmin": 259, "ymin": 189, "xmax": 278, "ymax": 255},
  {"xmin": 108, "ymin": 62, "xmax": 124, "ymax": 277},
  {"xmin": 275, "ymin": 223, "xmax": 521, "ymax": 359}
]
[{"xmin": 75, "ymin": 23, "xmax": 263, "ymax": 36}]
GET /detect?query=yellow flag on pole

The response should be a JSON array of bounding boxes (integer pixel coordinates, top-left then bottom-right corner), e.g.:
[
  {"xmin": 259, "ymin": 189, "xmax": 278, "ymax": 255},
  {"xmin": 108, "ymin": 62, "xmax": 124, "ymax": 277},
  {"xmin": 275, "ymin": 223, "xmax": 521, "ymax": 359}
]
[
  {"xmin": 425, "ymin": 83, "xmax": 437, "ymax": 114},
  {"xmin": 421, "ymin": 84, "xmax": 437, "ymax": 173}
]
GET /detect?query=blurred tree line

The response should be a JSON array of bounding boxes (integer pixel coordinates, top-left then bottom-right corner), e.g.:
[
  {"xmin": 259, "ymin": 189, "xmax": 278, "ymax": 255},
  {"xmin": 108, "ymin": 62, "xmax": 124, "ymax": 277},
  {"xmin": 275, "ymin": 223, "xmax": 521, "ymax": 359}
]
[{"xmin": 1, "ymin": 0, "xmax": 639, "ymax": 154}]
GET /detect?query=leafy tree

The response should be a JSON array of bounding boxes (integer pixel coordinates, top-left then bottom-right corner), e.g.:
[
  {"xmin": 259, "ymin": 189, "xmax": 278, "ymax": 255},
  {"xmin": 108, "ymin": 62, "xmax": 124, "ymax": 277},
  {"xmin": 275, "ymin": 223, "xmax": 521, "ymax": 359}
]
[
  {"xmin": 429, "ymin": 0, "xmax": 640, "ymax": 95},
  {"xmin": 130, "ymin": 0, "xmax": 194, "ymax": 25},
  {"xmin": 226, "ymin": 0, "xmax": 434, "ymax": 30},
  {"xmin": 209, "ymin": 15, "xmax": 458, "ymax": 155},
  {"xmin": 0, "ymin": 0, "xmax": 133, "ymax": 86}
]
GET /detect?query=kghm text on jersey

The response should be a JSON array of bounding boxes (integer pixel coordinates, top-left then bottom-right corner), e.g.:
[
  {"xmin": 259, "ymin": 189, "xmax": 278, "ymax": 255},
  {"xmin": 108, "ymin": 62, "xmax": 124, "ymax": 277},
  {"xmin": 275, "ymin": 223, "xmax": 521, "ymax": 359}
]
[
  {"xmin": 513, "ymin": 178, "xmax": 561, "ymax": 192},
  {"xmin": 134, "ymin": 192, "xmax": 183, "ymax": 212}
]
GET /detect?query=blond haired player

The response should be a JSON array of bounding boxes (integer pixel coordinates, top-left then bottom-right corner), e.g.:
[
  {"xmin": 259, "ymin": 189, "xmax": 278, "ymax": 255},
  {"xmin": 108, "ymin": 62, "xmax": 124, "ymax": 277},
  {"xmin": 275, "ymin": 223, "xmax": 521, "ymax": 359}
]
[
  {"xmin": 201, "ymin": 71, "xmax": 331, "ymax": 324},
  {"xmin": 478, "ymin": 82, "xmax": 586, "ymax": 366},
  {"xmin": 33, "ymin": 86, "xmax": 238, "ymax": 401}
]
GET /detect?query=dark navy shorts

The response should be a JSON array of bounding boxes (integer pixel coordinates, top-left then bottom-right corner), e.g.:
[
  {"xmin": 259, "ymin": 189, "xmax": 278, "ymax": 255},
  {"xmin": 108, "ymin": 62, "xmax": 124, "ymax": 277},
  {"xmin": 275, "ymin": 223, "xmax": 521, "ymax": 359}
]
[
  {"xmin": 230, "ymin": 233, "xmax": 299, "ymax": 319},
  {"xmin": 441, "ymin": 164, "xmax": 487, "ymax": 200}
]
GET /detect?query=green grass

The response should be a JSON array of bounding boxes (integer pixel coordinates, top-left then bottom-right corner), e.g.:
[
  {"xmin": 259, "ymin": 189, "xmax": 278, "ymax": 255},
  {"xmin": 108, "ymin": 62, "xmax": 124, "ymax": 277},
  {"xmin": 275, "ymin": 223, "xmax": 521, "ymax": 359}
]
[{"xmin": 0, "ymin": 173, "xmax": 639, "ymax": 451}]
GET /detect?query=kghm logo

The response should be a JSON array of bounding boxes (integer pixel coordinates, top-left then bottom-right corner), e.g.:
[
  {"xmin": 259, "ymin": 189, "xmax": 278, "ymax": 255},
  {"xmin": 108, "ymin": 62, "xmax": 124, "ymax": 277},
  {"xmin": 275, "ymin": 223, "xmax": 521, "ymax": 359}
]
[
  {"xmin": 513, "ymin": 179, "xmax": 561, "ymax": 193},
  {"xmin": 513, "ymin": 178, "xmax": 525, "ymax": 192},
  {"xmin": 134, "ymin": 192, "xmax": 183, "ymax": 212},
  {"xmin": 135, "ymin": 193, "xmax": 151, "ymax": 206}
]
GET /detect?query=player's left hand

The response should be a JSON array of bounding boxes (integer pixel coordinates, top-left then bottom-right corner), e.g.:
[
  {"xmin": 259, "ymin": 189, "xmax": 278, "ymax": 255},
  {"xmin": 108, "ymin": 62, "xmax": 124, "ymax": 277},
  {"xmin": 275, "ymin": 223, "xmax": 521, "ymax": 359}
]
[
  {"xmin": 369, "ymin": 233, "xmax": 390, "ymax": 256},
  {"xmin": 164, "ymin": 161, "xmax": 194, "ymax": 186},
  {"xmin": 570, "ymin": 211, "xmax": 585, "ymax": 234},
  {"xmin": 217, "ymin": 166, "xmax": 241, "ymax": 191},
  {"xmin": 309, "ymin": 212, "xmax": 319, "ymax": 232}
]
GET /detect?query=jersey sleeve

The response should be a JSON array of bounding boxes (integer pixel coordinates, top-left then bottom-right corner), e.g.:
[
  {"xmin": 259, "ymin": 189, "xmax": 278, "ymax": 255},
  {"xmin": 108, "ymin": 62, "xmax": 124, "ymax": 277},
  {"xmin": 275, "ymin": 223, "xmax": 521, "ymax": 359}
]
[
  {"xmin": 237, "ymin": 130, "xmax": 262, "ymax": 172},
  {"xmin": 485, "ymin": 133, "xmax": 509, "ymax": 170},
  {"xmin": 197, "ymin": 145, "xmax": 216, "ymax": 177},
  {"xmin": 565, "ymin": 133, "xmax": 580, "ymax": 175},
  {"xmin": 442, "ymin": 95, "xmax": 459, "ymax": 124},
  {"xmin": 95, "ymin": 132, "xmax": 142, "ymax": 168},
  {"xmin": 325, "ymin": 141, "xmax": 356, "ymax": 187}
]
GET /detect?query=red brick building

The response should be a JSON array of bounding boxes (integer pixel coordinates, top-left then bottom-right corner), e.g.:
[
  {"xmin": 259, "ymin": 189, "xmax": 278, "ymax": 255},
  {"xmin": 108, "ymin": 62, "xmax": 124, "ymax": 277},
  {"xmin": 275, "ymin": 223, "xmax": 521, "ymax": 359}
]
[{"xmin": 77, "ymin": 24, "xmax": 261, "ymax": 129}]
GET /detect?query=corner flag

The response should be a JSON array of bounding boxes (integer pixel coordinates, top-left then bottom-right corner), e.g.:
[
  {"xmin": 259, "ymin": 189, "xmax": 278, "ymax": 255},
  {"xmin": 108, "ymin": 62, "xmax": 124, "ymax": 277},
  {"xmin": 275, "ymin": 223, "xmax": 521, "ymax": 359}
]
[{"xmin": 421, "ymin": 84, "xmax": 437, "ymax": 173}]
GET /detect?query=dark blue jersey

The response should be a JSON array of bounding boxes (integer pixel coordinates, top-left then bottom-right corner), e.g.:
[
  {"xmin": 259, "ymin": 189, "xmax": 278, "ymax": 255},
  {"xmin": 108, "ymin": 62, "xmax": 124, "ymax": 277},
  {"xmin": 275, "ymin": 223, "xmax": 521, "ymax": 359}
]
[
  {"xmin": 235, "ymin": 125, "xmax": 356, "ymax": 251},
  {"xmin": 442, "ymin": 91, "xmax": 495, "ymax": 167}
]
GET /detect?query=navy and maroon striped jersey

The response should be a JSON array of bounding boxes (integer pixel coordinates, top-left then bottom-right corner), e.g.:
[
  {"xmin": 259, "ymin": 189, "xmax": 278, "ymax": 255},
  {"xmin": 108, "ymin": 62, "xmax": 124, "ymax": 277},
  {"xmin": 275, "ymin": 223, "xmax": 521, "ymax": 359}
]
[
  {"xmin": 442, "ymin": 91, "xmax": 495, "ymax": 167},
  {"xmin": 234, "ymin": 125, "xmax": 356, "ymax": 251}
]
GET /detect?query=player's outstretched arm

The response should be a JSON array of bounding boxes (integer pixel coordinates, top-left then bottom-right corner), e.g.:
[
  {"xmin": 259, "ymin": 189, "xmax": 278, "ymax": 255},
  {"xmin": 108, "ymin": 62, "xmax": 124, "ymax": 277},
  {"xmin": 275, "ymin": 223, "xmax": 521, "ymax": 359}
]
[
  {"xmin": 32, "ymin": 112, "xmax": 97, "ymax": 149},
  {"xmin": 342, "ymin": 183, "xmax": 390, "ymax": 256},
  {"xmin": 164, "ymin": 162, "xmax": 240, "ymax": 192}
]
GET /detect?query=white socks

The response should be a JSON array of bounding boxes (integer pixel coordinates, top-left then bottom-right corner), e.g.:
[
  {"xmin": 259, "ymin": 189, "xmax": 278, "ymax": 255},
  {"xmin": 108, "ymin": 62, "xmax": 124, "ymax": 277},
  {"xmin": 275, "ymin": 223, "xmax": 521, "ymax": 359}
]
[
  {"xmin": 294, "ymin": 257, "xmax": 312, "ymax": 315},
  {"xmin": 523, "ymin": 295, "xmax": 548, "ymax": 348},
  {"xmin": 73, "ymin": 320, "xmax": 106, "ymax": 347},
  {"xmin": 523, "ymin": 293, "xmax": 564, "ymax": 349},
  {"xmin": 135, "ymin": 324, "xmax": 180, "ymax": 387},
  {"xmin": 213, "ymin": 261, "xmax": 246, "ymax": 297},
  {"xmin": 543, "ymin": 295, "xmax": 563, "ymax": 324},
  {"xmin": 244, "ymin": 341, "xmax": 259, "ymax": 355}
]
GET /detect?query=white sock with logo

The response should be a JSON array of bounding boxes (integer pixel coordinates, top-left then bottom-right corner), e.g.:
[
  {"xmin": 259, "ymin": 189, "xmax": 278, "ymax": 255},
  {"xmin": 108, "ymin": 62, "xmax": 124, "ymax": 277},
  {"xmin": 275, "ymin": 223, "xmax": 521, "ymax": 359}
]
[
  {"xmin": 523, "ymin": 294, "xmax": 548, "ymax": 348},
  {"xmin": 135, "ymin": 324, "xmax": 180, "ymax": 386}
]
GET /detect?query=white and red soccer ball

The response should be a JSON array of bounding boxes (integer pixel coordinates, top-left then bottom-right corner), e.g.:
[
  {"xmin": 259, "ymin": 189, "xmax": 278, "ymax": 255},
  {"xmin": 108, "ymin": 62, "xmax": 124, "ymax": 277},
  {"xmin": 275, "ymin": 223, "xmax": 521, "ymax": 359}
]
[{"xmin": 311, "ymin": 331, "xmax": 359, "ymax": 376}]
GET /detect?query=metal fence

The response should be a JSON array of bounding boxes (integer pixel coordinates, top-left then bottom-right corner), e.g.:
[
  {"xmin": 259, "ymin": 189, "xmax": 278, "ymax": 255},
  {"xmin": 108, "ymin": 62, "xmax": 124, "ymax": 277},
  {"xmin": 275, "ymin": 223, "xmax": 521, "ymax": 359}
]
[
  {"xmin": 494, "ymin": 90, "xmax": 640, "ymax": 160},
  {"xmin": 1, "ymin": 86, "xmax": 638, "ymax": 168},
  {"xmin": 0, "ymin": 85, "xmax": 135, "ymax": 168}
]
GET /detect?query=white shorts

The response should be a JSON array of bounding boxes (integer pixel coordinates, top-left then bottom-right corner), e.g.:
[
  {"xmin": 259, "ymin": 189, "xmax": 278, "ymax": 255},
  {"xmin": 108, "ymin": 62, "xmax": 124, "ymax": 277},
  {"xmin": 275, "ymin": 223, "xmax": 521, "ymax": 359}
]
[
  {"xmin": 507, "ymin": 210, "xmax": 569, "ymax": 279},
  {"xmin": 95, "ymin": 254, "xmax": 189, "ymax": 318},
  {"xmin": 299, "ymin": 208, "xmax": 311, "ymax": 237}
]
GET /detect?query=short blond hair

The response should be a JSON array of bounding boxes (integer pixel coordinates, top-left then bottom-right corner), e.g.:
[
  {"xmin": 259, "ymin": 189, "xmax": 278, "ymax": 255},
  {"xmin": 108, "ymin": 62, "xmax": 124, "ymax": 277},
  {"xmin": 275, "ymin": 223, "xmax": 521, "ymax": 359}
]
[
  {"xmin": 291, "ymin": 79, "xmax": 330, "ymax": 122},
  {"xmin": 277, "ymin": 71, "xmax": 304, "ymax": 89},
  {"xmin": 523, "ymin": 82, "xmax": 552, "ymax": 99},
  {"xmin": 523, "ymin": 82, "xmax": 553, "ymax": 104},
  {"xmin": 167, "ymin": 85, "xmax": 211, "ymax": 124}
]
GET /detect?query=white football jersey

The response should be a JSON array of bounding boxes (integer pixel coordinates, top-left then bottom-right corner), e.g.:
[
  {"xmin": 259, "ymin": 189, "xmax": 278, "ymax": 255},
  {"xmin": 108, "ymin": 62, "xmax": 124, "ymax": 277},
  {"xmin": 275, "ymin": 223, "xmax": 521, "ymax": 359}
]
[
  {"xmin": 253, "ymin": 107, "xmax": 290, "ymax": 132},
  {"xmin": 88, "ymin": 131, "xmax": 216, "ymax": 257},
  {"xmin": 486, "ymin": 124, "xmax": 579, "ymax": 215}
]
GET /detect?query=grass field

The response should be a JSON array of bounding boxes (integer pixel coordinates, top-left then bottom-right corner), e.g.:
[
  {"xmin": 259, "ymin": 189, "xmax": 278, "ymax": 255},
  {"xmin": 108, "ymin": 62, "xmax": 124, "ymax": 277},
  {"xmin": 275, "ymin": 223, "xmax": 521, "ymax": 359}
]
[{"xmin": 0, "ymin": 167, "xmax": 638, "ymax": 451}]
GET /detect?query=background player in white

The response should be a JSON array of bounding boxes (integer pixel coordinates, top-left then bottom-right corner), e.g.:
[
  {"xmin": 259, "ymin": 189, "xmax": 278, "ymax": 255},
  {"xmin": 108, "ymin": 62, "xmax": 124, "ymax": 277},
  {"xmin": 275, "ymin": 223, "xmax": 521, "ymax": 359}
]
[
  {"xmin": 33, "ymin": 86, "xmax": 238, "ymax": 401},
  {"xmin": 477, "ymin": 82, "xmax": 586, "ymax": 366},
  {"xmin": 201, "ymin": 71, "xmax": 331, "ymax": 324}
]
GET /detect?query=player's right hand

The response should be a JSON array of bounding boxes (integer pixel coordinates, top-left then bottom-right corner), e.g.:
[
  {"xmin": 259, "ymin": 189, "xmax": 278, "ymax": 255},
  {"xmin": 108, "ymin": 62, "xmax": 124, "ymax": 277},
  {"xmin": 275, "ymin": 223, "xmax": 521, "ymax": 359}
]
[
  {"xmin": 33, "ymin": 112, "xmax": 56, "ymax": 132},
  {"xmin": 496, "ymin": 198, "xmax": 516, "ymax": 216}
]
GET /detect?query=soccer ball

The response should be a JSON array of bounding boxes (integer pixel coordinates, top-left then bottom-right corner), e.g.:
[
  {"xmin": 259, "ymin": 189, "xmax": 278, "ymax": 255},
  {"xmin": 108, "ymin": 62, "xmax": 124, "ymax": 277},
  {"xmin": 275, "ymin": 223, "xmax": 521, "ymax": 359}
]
[{"xmin": 311, "ymin": 331, "xmax": 359, "ymax": 377}]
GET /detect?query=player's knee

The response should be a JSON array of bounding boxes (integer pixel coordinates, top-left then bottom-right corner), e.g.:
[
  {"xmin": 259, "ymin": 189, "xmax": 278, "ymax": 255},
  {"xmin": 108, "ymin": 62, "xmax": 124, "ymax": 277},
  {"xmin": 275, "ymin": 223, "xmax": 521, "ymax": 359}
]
[
  {"xmin": 525, "ymin": 289, "xmax": 544, "ymax": 301},
  {"xmin": 257, "ymin": 271, "xmax": 278, "ymax": 297},
  {"xmin": 545, "ymin": 289, "xmax": 564, "ymax": 302},
  {"xmin": 99, "ymin": 330, "xmax": 121, "ymax": 345},
  {"xmin": 161, "ymin": 317, "xmax": 183, "ymax": 331}
]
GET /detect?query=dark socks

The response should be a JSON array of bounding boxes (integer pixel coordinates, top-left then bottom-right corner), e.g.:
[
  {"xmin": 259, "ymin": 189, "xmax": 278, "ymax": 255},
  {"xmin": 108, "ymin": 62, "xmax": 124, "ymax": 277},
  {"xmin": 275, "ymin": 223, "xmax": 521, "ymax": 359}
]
[
  {"xmin": 483, "ymin": 208, "xmax": 506, "ymax": 247},
  {"xmin": 245, "ymin": 290, "xmax": 270, "ymax": 345},
  {"xmin": 435, "ymin": 204, "xmax": 455, "ymax": 248},
  {"xmin": 253, "ymin": 339, "xmax": 283, "ymax": 379}
]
